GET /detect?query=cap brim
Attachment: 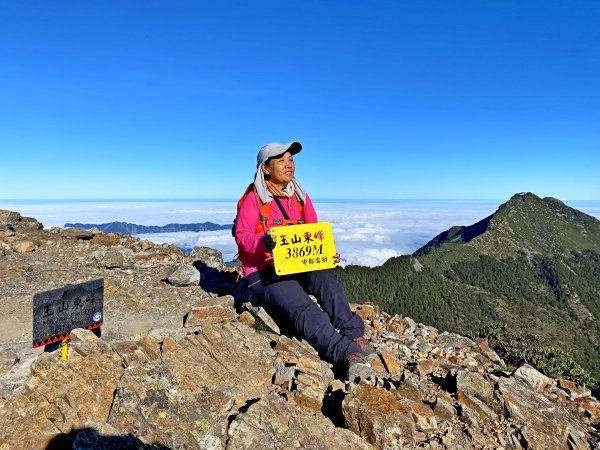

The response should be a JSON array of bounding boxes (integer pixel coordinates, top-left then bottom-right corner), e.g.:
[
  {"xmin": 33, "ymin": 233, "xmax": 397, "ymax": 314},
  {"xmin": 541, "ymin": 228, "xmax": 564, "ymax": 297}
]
[{"xmin": 287, "ymin": 141, "xmax": 302, "ymax": 155}]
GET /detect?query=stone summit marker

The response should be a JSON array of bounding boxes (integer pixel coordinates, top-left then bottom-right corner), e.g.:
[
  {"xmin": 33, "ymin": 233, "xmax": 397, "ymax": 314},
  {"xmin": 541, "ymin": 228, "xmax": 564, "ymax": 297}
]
[{"xmin": 33, "ymin": 279, "xmax": 104, "ymax": 348}]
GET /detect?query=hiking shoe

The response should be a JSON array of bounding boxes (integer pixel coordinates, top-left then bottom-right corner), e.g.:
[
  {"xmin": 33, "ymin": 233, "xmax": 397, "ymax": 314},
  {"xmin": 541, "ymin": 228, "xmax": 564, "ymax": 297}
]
[
  {"xmin": 346, "ymin": 352, "xmax": 373, "ymax": 381},
  {"xmin": 353, "ymin": 336, "xmax": 377, "ymax": 361}
]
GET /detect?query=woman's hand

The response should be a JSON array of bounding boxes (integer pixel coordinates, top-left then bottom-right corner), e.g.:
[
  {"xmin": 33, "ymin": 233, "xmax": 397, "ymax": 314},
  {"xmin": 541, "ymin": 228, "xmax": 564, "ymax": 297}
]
[
  {"xmin": 264, "ymin": 233, "xmax": 277, "ymax": 251},
  {"xmin": 333, "ymin": 253, "xmax": 341, "ymax": 264}
]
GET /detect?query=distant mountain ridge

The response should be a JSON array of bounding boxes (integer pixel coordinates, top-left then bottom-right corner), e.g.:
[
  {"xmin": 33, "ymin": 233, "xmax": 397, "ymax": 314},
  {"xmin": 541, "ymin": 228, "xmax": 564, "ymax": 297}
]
[
  {"xmin": 65, "ymin": 221, "xmax": 232, "ymax": 235},
  {"xmin": 336, "ymin": 192, "xmax": 600, "ymax": 382}
]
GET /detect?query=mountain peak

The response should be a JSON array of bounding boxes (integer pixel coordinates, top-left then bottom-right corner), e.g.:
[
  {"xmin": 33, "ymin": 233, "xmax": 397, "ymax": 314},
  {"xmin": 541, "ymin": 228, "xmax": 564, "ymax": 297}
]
[
  {"xmin": 503, "ymin": 192, "xmax": 568, "ymax": 211},
  {"xmin": 415, "ymin": 192, "xmax": 600, "ymax": 257}
]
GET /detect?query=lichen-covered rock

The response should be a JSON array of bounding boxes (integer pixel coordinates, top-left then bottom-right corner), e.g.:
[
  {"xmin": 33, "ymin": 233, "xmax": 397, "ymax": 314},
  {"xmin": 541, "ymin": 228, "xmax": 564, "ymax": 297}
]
[
  {"xmin": 12, "ymin": 240, "xmax": 36, "ymax": 253},
  {"xmin": 227, "ymin": 394, "xmax": 375, "ymax": 449},
  {"xmin": 573, "ymin": 396, "xmax": 600, "ymax": 420},
  {"xmin": 107, "ymin": 358, "xmax": 232, "ymax": 449},
  {"xmin": 13, "ymin": 216, "xmax": 43, "ymax": 233},
  {"xmin": 512, "ymin": 363, "xmax": 553, "ymax": 392},
  {"xmin": 497, "ymin": 376, "xmax": 588, "ymax": 449},
  {"xmin": 63, "ymin": 227, "xmax": 95, "ymax": 240},
  {"xmin": 237, "ymin": 310, "xmax": 255, "ymax": 326},
  {"xmin": 0, "ymin": 329, "xmax": 124, "ymax": 448},
  {"xmin": 437, "ymin": 331, "xmax": 475, "ymax": 349},
  {"xmin": 457, "ymin": 370, "xmax": 494, "ymax": 404},
  {"xmin": 379, "ymin": 350, "xmax": 402, "ymax": 375},
  {"xmin": 167, "ymin": 263, "xmax": 200, "ymax": 286},
  {"xmin": 184, "ymin": 297, "xmax": 235, "ymax": 326},
  {"xmin": 161, "ymin": 322, "xmax": 275, "ymax": 399},
  {"xmin": 190, "ymin": 246, "xmax": 225, "ymax": 270},
  {"xmin": 0, "ymin": 210, "xmax": 20, "ymax": 231},
  {"xmin": 558, "ymin": 378, "xmax": 590, "ymax": 399},
  {"xmin": 0, "ymin": 350, "xmax": 18, "ymax": 372},
  {"xmin": 90, "ymin": 247, "xmax": 134, "ymax": 269},
  {"xmin": 343, "ymin": 384, "xmax": 417, "ymax": 448}
]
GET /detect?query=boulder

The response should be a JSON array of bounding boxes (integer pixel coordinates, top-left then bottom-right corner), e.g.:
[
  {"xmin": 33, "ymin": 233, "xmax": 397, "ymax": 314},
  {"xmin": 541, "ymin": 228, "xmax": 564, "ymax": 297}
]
[
  {"xmin": 63, "ymin": 227, "xmax": 95, "ymax": 240},
  {"xmin": 139, "ymin": 239, "xmax": 154, "ymax": 250},
  {"xmin": 573, "ymin": 396, "xmax": 600, "ymax": 420},
  {"xmin": 343, "ymin": 384, "xmax": 417, "ymax": 448},
  {"xmin": 388, "ymin": 315, "xmax": 418, "ymax": 335},
  {"xmin": 184, "ymin": 297, "xmax": 235, "ymax": 326},
  {"xmin": 167, "ymin": 263, "xmax": 200, "ymax": 286},
  {"xmin": 416, "ymin": 358, "xmax": 435, "ymax": 376},
  {"xmin": 497, "ymin": 376, "xmax": 580, "ymax": 449},
  {"xmin": 457, "ymin": 390, "xmax": 498, "ymax": 424},
  {"xmin": 295, "ymin": 377, "xmax": 326, "ymax": 412},
  {"xmin": 238, "ymin": 311, "xmax": 256, "ymax": 326},
  {"xmin": 227, "ymin": 394, "xmax": 374, "ymax": 449},
  {"xmin": 437, "ymin": 332, "xmax": 475, "ymax": 349},
  {"xmin": 107, "ymin": 356, "xmax": 231, "ymax": 449},
  {"xmin": 273, "ymin": 365, "xmax": 295, "ymax": 389},
  {"xmin": 0, "ymin": 350, "xmax": 18, "ymax": 373},
  {"xmin": 456, "ymin": 370, "xmax": 494, "ymax": 404},
  {"xmin": 191, "ymin": 246, "xmax": 225, "ymax": 270},
  {"xmin": 12, "ymin": 240, "xmax": 36, "ymax": 253},
  {"xmin": 256, "ymin": 306, "xmax": 281, "ymax": 334},
  {"xmin": 433, "ymin": 396, "xmax": 456, "ymax": 423},
  {"xmin": 0, "ymin": 329, "xmax": 124, "ymax": 447},
  {"xmin": 13, "ymin": 216, "xmax": 43, "ymax": 233},
  {"xmin": 379, "ymin": 350, "xmax": 402, "ymax": 375},
  {"xmin": 399, "ymin": 398, "xmax": 437, "ymax": 431},
  {"xmin": 512, "ymin": 363, "xmax": 553, "ymax": 392},
  {"xmin": 90, "ymin": 248, "xmax": 134, "ymax": 269},
  {"xmin": 163, "ymin": 322, "xmax": 275, "ymax": 398},
  {"xmin": 355, "ymin": 303, "xmax": 377, "ymax": 321},
  {"xmin": 0, "ymin": 210, "xmax": 20, "ymax": 231},
  {"xmin": 558, "ymin": 378, "xmax": 590, "ymax": 399}
]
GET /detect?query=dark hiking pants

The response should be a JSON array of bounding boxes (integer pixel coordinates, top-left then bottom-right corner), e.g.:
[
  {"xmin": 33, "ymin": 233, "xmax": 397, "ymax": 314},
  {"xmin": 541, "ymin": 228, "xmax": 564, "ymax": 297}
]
[{"xmin": 246, "ymin": 268, "xmax": 364, "ymax": 363}]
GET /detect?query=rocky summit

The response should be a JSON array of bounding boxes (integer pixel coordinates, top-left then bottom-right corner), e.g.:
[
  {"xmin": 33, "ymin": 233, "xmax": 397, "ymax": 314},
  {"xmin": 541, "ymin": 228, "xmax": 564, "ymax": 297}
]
[{"xmin": 1, "ymin": 209, "xmax": 599, "ymax": 449}]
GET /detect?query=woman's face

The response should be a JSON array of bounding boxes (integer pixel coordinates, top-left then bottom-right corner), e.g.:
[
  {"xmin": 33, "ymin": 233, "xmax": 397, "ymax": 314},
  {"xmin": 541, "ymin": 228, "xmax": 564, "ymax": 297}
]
[{"xmin": 262, "ymin": 151, "xmax": 295, "ymax": 186}]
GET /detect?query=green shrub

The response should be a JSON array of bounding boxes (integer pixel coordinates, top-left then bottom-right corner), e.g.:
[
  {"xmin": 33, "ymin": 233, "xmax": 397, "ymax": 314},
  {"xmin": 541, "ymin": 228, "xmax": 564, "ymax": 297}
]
[{"xmin": 477, "ymin": 322, "xmax": 598, "ymax": 389}]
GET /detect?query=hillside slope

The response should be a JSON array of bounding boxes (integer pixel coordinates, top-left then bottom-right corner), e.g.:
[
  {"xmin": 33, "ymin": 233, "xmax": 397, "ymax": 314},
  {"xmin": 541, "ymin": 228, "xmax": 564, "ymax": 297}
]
[{"xmin": 336, "ymin": 193, "xmax": 600, "ymax": 377}]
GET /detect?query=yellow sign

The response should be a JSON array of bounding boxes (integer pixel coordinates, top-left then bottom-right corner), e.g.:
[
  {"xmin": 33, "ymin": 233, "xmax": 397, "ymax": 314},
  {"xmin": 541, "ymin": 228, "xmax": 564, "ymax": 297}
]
[
  {"xmin": 60, "ymin": 338, "xmax": 70, "ymax": 361},
  {"xmin": 270, "ymin": 222, "xmax": 337, "ymax": 275}
]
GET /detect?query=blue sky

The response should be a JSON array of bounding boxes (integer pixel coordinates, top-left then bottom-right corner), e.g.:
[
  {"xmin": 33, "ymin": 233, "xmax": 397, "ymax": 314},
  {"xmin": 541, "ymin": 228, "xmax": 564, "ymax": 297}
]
[{"xmin": 1, "ymin": 1, "xmax": 599, "ymax": 200}]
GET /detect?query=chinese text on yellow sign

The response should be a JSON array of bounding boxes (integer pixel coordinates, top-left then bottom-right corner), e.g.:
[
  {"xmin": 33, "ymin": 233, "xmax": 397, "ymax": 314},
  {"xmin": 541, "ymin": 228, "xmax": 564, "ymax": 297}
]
[{"xmin": 270, "ymin": 222, "xmax": 337, "ymax": 275}]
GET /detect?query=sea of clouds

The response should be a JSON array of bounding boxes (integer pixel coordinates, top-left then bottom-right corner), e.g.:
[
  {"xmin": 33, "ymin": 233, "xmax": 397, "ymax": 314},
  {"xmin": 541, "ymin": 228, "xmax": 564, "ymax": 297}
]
[{"xmin": 4, "ymin": 199, "xmax": 600, "ymax": 267}]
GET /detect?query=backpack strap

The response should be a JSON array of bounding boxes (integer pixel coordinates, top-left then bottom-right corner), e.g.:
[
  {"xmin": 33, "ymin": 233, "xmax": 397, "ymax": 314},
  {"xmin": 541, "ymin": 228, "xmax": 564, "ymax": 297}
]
[
  {"xmin": 292, "ymin": 194, "xmax": 305, "ymax": 222},
  {"xmin": 272, "ymin": 196, "xmax": 290, "ymax": 220}
]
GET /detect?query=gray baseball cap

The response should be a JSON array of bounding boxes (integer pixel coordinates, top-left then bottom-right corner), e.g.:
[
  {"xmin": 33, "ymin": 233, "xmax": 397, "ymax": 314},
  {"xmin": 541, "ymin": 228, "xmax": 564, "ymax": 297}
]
[{"xmin": 257, "ymin": 141, "xmax": 302, "ymax": 167}]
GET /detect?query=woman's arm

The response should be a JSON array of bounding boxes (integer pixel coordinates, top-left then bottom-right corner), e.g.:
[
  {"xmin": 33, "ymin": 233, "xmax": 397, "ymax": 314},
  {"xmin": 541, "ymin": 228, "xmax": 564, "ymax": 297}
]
[{"xmin": 235, "ymin": 191, "xmax": 267, "ymax": 255}]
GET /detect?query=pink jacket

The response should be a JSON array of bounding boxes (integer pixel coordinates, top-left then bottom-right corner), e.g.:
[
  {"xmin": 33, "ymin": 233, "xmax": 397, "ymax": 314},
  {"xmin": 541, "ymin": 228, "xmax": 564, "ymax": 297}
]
[{"xmin": 235, "ymin": 192, "xmax": 318, "ymax": 276}]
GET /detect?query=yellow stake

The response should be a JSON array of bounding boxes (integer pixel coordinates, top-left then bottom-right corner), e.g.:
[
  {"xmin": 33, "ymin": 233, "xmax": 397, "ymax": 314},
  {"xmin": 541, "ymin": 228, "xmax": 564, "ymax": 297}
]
[{"xmin": 61, "ymin": 339, "xmax": 69, "ymax": 361}]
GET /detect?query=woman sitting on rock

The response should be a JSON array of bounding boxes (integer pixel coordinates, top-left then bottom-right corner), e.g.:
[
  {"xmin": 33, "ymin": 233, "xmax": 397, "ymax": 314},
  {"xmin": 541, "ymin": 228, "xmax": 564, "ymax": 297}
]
[{"xmin": 234, "ymin": 141, "xmax": 375, "ymax": 380}]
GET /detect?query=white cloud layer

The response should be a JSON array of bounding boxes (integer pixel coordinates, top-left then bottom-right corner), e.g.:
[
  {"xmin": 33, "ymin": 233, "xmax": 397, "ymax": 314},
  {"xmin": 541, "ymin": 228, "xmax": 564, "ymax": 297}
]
[{"xmin": 3, "ymin": 199, "xmax": 600, "ymax": 267}]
